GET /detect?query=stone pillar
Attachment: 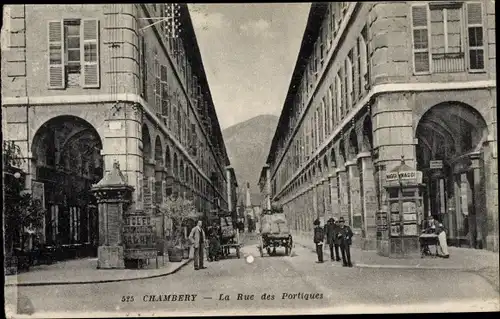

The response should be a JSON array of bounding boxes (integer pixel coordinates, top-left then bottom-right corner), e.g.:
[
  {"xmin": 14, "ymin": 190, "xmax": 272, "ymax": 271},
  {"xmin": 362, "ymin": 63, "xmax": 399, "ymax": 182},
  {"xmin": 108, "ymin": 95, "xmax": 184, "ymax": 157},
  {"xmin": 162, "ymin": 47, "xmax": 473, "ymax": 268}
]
[
  {"xmin": 346, "ymin": 159, "xmax": 361, "ymax": 229},
  {"xmin": 358, "ymin": 152, "xmax": 377, "ymax": 250},
  {"xmin": 322, "ymin": 176, "xmax": 330, "ymax": 221},
  {"xmin": 483, "ymin": 139, "xmax": 499, "ymax": 252},
  {"xmin": 329, "ymin": 171, "xmax": 340, "ymax": 220},
  {"xmin": 312, "ymin": 181, "xmax": 318, "ymax": 220},
  {"xmin": 471, "ymin": 153, "xmax": 486, "ymax": 249},
  {"xmin": 337, "ymin": 168, "xmax": 349, "ymax": 221},
  {"xmin": 91, "ymin": 161, "xmax": 134, "ymax": 269}
]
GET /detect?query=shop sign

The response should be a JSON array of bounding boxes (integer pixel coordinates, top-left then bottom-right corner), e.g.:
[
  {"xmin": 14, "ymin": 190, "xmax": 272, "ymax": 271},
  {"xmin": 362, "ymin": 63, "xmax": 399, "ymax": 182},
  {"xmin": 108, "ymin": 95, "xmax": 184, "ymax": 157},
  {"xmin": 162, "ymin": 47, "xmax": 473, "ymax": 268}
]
[
  {"xmin": 123, "ymin": 213, "xmax": 157, "ymax": 259},
  {"xmin": 385, "ymin": 171, "xmax": 421, "ymax": 182},
  {"xmin": 430, "ymin": 160, "xmax": 443, "ymax": 169}
]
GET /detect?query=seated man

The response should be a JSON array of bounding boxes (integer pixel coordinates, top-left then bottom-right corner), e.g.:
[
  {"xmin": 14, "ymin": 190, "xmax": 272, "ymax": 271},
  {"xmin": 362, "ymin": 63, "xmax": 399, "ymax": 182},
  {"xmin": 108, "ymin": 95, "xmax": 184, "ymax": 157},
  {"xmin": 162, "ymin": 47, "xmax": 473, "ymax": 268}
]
[{"xmin": 436, "ymin": 223, "xmax": 450, "ymax": 258}]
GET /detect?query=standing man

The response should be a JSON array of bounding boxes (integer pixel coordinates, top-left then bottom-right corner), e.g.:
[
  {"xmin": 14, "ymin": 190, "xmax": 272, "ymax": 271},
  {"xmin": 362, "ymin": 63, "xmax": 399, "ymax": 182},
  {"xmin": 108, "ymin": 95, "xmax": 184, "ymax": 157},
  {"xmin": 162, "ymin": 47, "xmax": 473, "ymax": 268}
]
[
  {"xmin": 313, "ymin": 219, "xmax": 325, "ymax": 263},
  {"xmin": 188, "ymin": 220, "xmax": 207, "ymax": 270},
  {"xmin": 324, "ymin": 218, "xmax": 337, "ymax": 261},
  {"xmin": 337, "ymin": 217, "xmax": 354, "ymax": 267}
]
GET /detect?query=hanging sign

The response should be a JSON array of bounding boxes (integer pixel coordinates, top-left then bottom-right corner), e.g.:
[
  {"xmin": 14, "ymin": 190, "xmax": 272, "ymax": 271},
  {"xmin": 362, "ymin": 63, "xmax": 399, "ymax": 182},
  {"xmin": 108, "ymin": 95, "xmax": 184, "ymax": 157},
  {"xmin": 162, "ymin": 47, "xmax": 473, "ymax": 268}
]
[{"xmin": 430, "ymin": 160, "xmax": 443, "ymax": 169}]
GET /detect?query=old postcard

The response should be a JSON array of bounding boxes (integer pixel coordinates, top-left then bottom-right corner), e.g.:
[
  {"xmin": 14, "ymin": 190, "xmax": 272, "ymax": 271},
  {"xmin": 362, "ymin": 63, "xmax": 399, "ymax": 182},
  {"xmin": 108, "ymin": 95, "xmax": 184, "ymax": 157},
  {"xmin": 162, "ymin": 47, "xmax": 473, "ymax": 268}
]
[{"xmin": 2, "ymin": 2, "xmax": 499, "ymax": 318}]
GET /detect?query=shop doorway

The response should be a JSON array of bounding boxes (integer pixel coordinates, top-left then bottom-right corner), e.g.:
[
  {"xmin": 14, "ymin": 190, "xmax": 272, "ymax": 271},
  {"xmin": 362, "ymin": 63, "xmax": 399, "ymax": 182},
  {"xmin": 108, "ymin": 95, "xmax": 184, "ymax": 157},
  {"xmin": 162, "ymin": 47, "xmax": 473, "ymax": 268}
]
[
  {"xmin": 415, "ymin": 102, "xmax": 488, "ymax": 248},
  {"xmin": 31, "ymin": 115, "xmax": 103, "ymax": 255}
]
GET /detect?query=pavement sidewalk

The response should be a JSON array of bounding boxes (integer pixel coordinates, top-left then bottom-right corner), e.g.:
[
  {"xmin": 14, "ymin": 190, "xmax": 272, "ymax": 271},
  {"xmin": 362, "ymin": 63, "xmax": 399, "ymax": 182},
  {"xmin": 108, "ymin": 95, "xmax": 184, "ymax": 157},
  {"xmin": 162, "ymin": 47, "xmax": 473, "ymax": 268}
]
[
  {"xmin": 291, "ymin": 232, "xmax": 499, "ymax": 271},
  {"xmin": 5, "ymin": 256, "xmax": 191, "ymax": 287}
]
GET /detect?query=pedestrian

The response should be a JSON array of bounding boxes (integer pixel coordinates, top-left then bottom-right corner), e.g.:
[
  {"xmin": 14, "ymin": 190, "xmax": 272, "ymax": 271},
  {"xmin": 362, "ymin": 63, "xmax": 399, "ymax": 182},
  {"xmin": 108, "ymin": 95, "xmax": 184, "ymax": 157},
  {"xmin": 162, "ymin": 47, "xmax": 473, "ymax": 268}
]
[
  {"xmin": 332, "ymin": 219, "xmax": 342, "ymax": 262},
  {"xmin": 436, "ymin": 223, "xmax": 450, "ymax": 259},
  {"xmin": 337, "ymin": 217, "xmax": 354, "ymax": 267},
  {"xmin": 313, "ymin": 218, "xmax": 325, "ymax": 263},
  {"xmin": 188, "ymin": 220, "xmax": 207, "ymax": 270},
  {"xmin": 208, "ymin": 222, "xmax": 221, "ymax": 262},
  {"xmin": 325, "ymin": 218, "xmax": 341, "ymax": 262}
]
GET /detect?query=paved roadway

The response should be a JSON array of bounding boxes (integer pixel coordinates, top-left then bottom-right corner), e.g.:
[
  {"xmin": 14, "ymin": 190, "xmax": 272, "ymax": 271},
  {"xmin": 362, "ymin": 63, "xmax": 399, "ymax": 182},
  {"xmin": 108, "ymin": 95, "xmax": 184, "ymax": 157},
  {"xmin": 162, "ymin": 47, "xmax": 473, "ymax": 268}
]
[{"xmin": 6, "ymin": 233, "xmax": 499, "ymax": 317}]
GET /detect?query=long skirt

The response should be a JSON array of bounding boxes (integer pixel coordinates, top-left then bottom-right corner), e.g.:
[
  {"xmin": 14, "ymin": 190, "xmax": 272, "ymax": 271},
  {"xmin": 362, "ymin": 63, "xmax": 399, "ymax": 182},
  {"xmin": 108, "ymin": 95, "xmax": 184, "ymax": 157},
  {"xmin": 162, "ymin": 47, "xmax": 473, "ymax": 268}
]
[{"xmin": 438, "ymin": 231, "xmax": 449, "ymax": 256}]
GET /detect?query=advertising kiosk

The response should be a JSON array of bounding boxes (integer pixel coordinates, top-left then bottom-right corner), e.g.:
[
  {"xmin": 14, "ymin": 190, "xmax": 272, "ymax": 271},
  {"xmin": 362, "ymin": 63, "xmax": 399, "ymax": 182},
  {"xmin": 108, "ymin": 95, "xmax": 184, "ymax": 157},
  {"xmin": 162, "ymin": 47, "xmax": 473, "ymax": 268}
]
[{"xmin": 377, "ymin": 157, "xmax": 425, "ymax": 258}]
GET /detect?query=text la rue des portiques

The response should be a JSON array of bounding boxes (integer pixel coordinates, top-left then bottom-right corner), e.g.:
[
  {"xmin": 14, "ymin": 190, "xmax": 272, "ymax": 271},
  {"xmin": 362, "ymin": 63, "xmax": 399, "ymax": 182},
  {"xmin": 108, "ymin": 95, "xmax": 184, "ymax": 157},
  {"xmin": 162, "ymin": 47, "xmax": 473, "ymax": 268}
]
[{"xmin": 121, "ymin": 292, "xmax": 324, "ymax": 303}]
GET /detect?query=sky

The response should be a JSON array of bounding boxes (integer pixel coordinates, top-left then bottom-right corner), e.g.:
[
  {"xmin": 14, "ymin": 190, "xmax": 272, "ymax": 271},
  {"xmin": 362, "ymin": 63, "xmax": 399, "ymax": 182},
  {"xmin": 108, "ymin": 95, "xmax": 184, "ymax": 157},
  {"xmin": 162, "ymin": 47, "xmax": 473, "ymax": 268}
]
[{"xmin": 188, "ymin": 3, "xmax": 311, "ymax": 129}]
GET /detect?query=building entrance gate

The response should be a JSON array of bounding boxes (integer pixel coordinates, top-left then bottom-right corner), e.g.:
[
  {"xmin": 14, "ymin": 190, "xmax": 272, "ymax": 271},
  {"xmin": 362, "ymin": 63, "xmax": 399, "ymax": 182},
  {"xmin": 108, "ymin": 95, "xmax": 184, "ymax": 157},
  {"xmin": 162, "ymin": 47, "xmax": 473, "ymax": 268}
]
[
  {"xmin": 416, "ymin": 102, "xmax": 488, "ymax": 249},
  {"xmin": 31, "ymin": 115, "xmax": 103, "ymax": 257}
]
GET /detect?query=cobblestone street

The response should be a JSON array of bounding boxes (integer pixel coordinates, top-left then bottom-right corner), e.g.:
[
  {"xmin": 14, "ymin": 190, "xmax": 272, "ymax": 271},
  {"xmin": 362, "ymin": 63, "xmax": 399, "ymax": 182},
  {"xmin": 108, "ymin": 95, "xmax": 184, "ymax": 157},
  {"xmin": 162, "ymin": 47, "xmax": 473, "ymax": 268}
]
[{"xmin": 6, "ymin": 234, "xmax": 499, "ymax": 317}]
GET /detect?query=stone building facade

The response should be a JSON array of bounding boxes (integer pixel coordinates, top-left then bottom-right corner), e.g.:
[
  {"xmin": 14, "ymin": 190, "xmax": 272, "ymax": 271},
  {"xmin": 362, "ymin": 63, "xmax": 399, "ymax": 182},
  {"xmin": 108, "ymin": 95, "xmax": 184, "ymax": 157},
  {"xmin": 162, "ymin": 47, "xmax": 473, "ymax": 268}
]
[
  {"xmin": 2, "ymin": 4, "xmax": 233, "ymax": 250},
  {"xmin": 262, "ymin": 2, "xmax": 497, "ymax": 251}
]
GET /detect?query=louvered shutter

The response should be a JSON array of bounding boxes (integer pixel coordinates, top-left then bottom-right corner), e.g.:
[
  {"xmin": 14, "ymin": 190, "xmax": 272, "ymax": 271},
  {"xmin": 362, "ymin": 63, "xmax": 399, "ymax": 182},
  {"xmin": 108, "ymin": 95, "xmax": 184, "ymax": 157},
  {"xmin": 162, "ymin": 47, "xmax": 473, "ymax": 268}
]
[
  {"xmin": 411, "ymin": 5, "xmax": 430, "ymax": 73},
  {"xmin": 81, "ymin": 19, "xmax": 100, "ymax": 88},
  {"xmin": 466, "ymin": 2, "xmax": 484, "ymax": 70},
  {"xmin": 48, "ymin": 20, "xmax": 65, "ymax": 89}
]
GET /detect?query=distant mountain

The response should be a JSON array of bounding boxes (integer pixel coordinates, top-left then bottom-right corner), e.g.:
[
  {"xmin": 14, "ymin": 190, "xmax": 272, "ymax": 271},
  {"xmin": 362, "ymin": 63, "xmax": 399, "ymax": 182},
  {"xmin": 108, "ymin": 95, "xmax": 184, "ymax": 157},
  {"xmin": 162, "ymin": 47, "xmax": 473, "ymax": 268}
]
[{"xmin": 222, "ymin": 114, "xmax": 279, "ymax": 204}]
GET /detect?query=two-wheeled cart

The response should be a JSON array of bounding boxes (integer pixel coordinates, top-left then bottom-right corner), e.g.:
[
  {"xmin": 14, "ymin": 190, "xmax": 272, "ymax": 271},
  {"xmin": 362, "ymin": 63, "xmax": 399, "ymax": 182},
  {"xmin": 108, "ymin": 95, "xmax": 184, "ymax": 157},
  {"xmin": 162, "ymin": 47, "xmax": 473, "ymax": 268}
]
[
  {"xmin": 258, "ymin": 233, "xmax": 293, "ymax": 257},
  {"xmin": 218, "ymin": 215, "xmax": 241, "ymax": 259}
]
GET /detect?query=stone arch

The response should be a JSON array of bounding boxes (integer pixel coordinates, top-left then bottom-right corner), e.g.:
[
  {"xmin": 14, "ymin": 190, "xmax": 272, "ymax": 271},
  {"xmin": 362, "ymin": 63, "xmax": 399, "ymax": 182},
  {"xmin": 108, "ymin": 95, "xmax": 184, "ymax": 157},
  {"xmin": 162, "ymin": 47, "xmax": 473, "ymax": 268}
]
[
  {"xmin": 179, "ymin": 159, "xmax": 184, "ymax": 181},
  {"xmin": 165, "ymin": 145, "xmax": 171, "ymax": 174},
  {"xmin": 173, "ymin": 153, "xmax": 178, "ymax": 177},
  {"xmin": 31, "ymin": 115, "xmax": 103, "ymax": 248},
  {"xmin": 330, "ymin": 148, "xmax": 337, "ymax": 169},
  {"xmin": 154, "ymin": 136, "xmax": 163, "ymax": 167},
  {"xmin": 142, "ymin": 123, "xmax": 152, "ymax": 169},
  {"xmin": 337, "ymin": 140, "xmax": 346, "ymax": 168},
  {"xmin": 415, "ymin": 101, "xmax": 488, "ymax": 167},
  {"xmin": 347, "ymin": 128, "xmax": 359, "ymax": 160},
  {"xmin": 358, "ymin": 115, "xmax": 374, "ymax": 152}
]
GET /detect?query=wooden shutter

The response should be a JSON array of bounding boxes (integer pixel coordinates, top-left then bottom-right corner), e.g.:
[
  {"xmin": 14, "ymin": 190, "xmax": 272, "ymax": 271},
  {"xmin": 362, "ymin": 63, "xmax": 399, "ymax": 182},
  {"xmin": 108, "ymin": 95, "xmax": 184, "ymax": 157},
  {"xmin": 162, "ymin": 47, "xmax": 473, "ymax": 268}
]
[
  {"xmin": 48, "ymin": 20, "xmax": 65, "ymax": 89},
  {"xmin": 466, "ymin": 2, "xmax": 484, "ymax": 71},
  {"xmin": 81, "ymin": 19, "xmax": 100, "ymax": 88},
  {"xmin": 411, "ymin": 5, "xmax": 431, "ymax": 73}
]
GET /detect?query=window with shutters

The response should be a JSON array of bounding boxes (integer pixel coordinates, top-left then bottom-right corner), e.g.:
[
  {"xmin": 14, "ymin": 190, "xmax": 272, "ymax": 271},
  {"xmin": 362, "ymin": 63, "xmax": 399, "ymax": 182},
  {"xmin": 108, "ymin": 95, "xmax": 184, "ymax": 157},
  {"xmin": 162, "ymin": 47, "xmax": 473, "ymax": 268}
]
[
  {"xmin": 411, "ymin": 5, "xmax": 431, "ymax": 74},
  {"xmin": 48, "ymin": 19, "xmax": 100, "ymax": 89},
  {"xmin": 328, "ymin": 84, "xmax": 335, "ymax": 129},
  {"xmin": 154, "ymin": 56, "xmax": 161, "ymax": 111},
  {"xmin": 335, "ymin": 73, "xmax": 343, "ymax": 120},
  {"xmin": 466, "ymin": 2, "xmax": 484, "ymax": 71},
  {"xmin": 429, "ymin": 2, "xmax": 465, "ymax": 73},
  {"xmin": 322, "ymin": 96, "xmax": 328, "ymax": 138},
  {"xmin": 347, "ymin": 50, "xmax": 354, "ymax": 107},
  {"xmin": 160, "ymin": 65, "xmax": 169, "ymax": 127}
]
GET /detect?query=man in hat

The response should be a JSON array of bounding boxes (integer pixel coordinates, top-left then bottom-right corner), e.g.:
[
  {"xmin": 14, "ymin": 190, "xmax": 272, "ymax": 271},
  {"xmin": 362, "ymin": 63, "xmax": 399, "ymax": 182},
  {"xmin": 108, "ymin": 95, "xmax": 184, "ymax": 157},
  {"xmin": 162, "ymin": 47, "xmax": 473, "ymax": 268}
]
[
  {"xmin": 188, "ymin": 220, "xmax": 207, "ymax": 270},
  {"xmin": 325, "ymin": 218, "xmax": 341, "ymax": 261},
  {"xmin": 337, "ymin": 217, "xmax": 354, "ymax": 267},
  {"xmin": 313, "ymin": 218, "xmax": 325, "ymax": 263}
]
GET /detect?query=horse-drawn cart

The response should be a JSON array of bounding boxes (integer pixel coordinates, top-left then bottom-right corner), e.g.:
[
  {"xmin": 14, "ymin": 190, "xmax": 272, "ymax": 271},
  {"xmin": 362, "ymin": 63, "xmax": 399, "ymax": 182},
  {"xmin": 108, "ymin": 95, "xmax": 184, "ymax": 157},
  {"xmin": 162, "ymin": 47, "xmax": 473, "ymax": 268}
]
[{"xmin": 258, "ymin": 212, "xmax": 293, "ymax": 257}]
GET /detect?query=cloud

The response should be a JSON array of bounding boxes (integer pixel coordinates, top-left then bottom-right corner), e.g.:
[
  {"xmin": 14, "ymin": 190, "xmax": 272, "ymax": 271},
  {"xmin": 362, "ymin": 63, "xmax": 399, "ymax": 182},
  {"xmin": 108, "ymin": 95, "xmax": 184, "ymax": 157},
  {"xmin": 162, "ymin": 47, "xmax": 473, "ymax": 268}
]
[
  {"xmin": 189, "ymin": 8, "xmax": 230, "ymax": 32},
  {"xmin": 239, "ymin": 19, "xmax": 277, "ymax": 38}
]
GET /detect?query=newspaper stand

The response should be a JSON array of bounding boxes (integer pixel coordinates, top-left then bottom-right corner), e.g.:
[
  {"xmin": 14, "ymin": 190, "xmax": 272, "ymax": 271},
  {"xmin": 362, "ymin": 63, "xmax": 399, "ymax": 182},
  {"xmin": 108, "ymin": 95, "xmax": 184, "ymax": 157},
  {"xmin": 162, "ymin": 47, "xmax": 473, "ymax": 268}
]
[{"xmin": 380, "ymin": 157, "xmax": 425, "ymax": 258}]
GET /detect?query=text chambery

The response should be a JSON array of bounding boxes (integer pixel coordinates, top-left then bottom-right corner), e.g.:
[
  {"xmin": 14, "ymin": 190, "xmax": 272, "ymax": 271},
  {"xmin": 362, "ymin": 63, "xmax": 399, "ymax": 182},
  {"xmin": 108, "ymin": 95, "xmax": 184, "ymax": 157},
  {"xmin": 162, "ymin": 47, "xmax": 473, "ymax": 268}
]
[{"xmin": 143, "ymin": 294, "xmax": 198, "ymax": 302}]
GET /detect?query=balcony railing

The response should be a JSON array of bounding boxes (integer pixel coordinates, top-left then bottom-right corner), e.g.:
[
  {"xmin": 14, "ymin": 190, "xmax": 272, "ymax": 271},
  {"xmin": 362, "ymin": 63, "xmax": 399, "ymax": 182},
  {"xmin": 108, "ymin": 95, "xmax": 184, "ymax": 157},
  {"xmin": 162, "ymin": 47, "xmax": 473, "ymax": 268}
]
[{"xmin": 432, "ymin": 52, "xmax": 465, "ymax": 73}]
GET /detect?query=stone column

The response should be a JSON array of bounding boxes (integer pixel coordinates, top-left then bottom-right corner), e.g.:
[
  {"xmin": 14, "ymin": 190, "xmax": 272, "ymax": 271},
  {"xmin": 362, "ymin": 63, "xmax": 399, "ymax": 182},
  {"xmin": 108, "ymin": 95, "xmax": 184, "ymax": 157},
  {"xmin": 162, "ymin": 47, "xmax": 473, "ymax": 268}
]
[
  {"xmin": 346, "ymin": 159, "xmax": 361, "ymax": 229},
  {"xmin": 337, "ymin": 168, "xmax": 349, "ymax": 221},
  {"xmin": 322, "ymin": 176, "xmax": 331, "ymax": 221},
  {"xmin": 329, "ymin": 171, "xmax": 340, "ymax": 220},
  {"xmin": 471, "ymin": 153, "xmax": 486, "ymax": 249},
  {"xmin": 91, "ymin": 161, "xmax": 134, "ymax": 269},
  {"xmin": 358, "ymin": 152, "xmax": 378, "ymax": 250},
  {"xmin": 312, "ymin": 181, "xmax": 318, "ymax": 220}
]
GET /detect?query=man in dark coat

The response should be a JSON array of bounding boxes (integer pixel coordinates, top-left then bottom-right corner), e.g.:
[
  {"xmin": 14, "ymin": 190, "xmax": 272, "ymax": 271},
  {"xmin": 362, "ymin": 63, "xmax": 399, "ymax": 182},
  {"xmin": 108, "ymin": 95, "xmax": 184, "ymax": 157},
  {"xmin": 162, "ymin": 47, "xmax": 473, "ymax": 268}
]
[
  {"xmin": 208, "ymin": 223, "xmax": 221, "ymax": 262},
  {"xmin": 325, "ymin": 218, "xmax": 341, "ymax": 261},
  {"xmin": 313, "ymin": 219, "xmax": 325, "ymax": 263},
  {"xmin": 337, "ymin": 217, "xmax": 354, "ymax": 267}
]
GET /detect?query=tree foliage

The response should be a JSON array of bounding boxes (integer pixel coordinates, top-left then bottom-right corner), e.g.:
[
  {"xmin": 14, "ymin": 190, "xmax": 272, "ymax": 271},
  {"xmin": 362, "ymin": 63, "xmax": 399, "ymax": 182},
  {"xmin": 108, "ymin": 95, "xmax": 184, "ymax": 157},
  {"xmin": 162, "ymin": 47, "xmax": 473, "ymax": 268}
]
[
  {"xmin": 3, "ymin": 141, "xmax": 46, "ymax": 252},
  {"xmin": 159, "ymin": 195, "xmax": 198, "ymax": 247}
]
